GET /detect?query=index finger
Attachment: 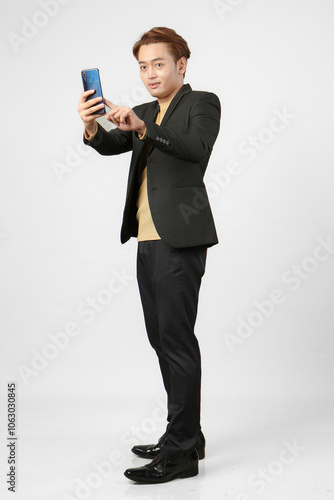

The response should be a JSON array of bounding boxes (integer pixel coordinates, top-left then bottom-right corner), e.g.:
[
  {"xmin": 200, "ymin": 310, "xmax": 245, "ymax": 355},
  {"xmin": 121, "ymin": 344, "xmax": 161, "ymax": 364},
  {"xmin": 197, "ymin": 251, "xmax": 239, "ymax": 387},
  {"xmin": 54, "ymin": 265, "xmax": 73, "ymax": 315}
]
[{"xmin": 104, "ymin": 99, "xmax": 117, "ymax": 110}]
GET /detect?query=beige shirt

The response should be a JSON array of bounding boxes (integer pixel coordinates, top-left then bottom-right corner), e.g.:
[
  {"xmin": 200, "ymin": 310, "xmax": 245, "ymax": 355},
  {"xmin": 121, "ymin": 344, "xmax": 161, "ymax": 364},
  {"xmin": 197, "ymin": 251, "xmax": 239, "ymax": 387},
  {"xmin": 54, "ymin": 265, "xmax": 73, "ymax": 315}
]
[{"xmin": 136, "ymin": 100, "xmax": 171, "ymax": 241}]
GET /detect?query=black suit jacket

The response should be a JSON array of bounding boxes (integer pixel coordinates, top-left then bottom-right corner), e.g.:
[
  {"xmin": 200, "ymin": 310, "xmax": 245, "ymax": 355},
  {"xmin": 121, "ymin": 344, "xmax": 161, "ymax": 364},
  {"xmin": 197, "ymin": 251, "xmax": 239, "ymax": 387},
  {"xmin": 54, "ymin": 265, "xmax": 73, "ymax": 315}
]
[{"xmin": 84, "ymin": 84, "xmax": 221, "ymax": 248}]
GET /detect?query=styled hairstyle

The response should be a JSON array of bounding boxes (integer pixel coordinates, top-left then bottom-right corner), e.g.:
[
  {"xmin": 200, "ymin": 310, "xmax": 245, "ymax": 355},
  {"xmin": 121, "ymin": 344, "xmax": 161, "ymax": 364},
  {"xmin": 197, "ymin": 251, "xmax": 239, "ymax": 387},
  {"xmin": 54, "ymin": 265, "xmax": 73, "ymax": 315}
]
[{"xmin": 133, "ymin": 27, "xmax": 191, "ymax": 76}]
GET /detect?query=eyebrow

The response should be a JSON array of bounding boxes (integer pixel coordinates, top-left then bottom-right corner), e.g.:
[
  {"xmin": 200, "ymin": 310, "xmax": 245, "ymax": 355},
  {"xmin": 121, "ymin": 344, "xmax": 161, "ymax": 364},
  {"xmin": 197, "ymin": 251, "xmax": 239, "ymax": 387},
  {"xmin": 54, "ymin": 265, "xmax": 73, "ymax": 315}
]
[{"xmin": 138, "ymin": 57, "xmax": 167, "ymax": 64}]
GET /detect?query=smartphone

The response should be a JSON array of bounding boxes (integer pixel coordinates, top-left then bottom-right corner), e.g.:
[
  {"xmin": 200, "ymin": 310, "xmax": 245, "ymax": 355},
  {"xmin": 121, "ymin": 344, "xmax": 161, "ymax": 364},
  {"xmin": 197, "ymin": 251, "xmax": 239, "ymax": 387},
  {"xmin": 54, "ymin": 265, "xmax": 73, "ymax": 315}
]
[{"xmin": 81, "ymin": 68, "xmax": 105, "ymax": 115}]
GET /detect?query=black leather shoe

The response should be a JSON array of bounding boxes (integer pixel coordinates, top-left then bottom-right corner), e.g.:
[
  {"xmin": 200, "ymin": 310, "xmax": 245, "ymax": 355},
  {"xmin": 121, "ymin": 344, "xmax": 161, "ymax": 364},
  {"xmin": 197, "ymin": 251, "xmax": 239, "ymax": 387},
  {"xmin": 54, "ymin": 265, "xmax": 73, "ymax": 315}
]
[
  {"xmin": 131, "ymin": 431, "xmax": 205, "ymax": 460},
  {"xmin": 124, "ymin": 448, "xmax": 199, "ymax": 484},
  {"xmin": 131, "ymin": 430, "xmax": 205, "ymax": 460}
]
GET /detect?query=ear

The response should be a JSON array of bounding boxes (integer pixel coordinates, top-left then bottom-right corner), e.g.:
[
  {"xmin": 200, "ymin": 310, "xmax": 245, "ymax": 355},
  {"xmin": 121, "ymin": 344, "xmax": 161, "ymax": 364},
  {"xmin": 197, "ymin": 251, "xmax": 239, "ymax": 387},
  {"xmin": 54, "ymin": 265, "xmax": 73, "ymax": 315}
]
[{"xmin": 177, "ymin": 56, "xmax": 187, "ymax": 76}]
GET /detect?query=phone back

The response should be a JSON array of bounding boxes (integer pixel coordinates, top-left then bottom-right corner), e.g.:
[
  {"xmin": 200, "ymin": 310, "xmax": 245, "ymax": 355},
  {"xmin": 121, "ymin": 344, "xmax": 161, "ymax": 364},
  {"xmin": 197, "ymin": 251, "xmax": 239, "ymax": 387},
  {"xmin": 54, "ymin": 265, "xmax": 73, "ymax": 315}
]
[{"xmin": 81, "ymin": 68, "xmax": 105, "ymax": 114}]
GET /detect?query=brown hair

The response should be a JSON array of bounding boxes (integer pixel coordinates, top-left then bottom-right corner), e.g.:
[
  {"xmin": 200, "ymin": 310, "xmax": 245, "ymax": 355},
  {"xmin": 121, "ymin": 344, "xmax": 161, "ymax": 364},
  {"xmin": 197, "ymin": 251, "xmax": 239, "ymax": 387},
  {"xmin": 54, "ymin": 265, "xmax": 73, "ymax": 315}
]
[{"xmin": 133, "ymin": 27, "xmax": 191, "ymax": 65}]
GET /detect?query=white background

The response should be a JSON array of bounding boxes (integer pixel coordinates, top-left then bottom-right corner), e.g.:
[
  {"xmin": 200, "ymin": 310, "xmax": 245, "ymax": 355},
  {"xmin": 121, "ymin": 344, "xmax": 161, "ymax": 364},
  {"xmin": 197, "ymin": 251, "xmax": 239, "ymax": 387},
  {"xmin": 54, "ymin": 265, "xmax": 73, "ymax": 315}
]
[{"xmin": 1, "ymin": 1, "xmax": 334, "ymax": 499}]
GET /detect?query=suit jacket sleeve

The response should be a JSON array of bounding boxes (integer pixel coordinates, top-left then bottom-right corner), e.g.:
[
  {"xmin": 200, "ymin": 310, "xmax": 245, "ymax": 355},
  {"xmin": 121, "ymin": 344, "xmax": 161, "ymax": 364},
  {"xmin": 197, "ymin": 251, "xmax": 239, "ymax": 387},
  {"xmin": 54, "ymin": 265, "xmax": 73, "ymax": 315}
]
[
  {"xmin": 139, "ymin": 92, "xmax": 221, "ymax": 163},
  {"xmin": 83, "ymin": 122, "xmax": 133, "ymax": 156}
]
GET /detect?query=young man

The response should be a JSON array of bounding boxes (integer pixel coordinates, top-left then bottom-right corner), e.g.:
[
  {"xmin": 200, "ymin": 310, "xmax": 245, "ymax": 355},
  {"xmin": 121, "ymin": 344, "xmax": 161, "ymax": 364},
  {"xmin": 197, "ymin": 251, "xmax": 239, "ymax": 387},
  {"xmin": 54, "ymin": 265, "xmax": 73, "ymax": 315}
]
[{"xmin": 78, "ymin": 27, "xmax": 221, "ymax": 484}]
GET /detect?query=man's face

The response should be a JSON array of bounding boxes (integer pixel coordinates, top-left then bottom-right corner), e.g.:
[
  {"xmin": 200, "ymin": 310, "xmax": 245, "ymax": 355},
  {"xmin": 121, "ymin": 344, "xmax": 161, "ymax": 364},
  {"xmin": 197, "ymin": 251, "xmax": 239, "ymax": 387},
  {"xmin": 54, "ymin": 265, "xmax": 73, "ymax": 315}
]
[{"xmin": 138, "ymin": 43, "xmax": 186, "ymax": 103}]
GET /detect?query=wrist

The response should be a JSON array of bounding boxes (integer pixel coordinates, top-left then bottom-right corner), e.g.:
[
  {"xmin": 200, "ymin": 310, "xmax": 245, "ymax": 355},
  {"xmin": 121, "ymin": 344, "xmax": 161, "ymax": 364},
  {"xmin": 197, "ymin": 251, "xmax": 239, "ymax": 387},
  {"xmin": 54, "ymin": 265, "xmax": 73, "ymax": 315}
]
[
  {"xmin": 137, "ymin": 121, "xmax": 146, "ymax": 136},
  {"xmin": 85, "ymin": 122, "xmax": 97, "ymax": 137}
]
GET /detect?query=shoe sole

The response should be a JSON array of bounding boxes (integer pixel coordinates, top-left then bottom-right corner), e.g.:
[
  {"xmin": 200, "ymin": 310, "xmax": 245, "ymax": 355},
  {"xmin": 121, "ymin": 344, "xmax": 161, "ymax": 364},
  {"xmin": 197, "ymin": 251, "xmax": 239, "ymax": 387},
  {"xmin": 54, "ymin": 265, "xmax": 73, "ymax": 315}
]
[
  {"xmin": 124, "ymin": 466, "xmax": 198, "ymax": 484},
  {"xmin": 132, "ymin": 447, "xmax": 205, "ymax": 460}
]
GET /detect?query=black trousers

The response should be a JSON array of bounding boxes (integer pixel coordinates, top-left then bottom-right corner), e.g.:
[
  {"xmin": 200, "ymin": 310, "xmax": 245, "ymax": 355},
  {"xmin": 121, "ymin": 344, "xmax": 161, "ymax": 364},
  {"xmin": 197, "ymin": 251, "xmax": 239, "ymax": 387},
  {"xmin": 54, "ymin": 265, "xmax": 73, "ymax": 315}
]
[{"xmin": 136, "ymin": 240, "xmax": 207, "ymax": 458}]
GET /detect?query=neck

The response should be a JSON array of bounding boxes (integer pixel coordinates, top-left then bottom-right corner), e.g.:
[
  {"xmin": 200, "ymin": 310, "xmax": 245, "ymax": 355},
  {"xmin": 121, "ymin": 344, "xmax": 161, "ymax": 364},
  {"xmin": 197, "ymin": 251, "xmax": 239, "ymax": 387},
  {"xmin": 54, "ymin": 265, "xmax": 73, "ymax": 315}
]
[{"xmin": 157, "ymin": 83, "xmax": 184, "ymax": 104}]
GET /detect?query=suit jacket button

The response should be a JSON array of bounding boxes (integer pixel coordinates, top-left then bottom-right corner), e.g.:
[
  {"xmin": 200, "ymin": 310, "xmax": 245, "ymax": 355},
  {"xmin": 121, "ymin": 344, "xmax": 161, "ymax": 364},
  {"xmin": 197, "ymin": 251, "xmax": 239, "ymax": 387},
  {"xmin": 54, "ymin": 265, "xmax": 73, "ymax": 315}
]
[
  {"xmin": 166, "ymin": 141, "xmax": 170, "ymax": 146},
  {"xmin": 156, "ymin": 136, "xmax": 159, "ymax": 141}
]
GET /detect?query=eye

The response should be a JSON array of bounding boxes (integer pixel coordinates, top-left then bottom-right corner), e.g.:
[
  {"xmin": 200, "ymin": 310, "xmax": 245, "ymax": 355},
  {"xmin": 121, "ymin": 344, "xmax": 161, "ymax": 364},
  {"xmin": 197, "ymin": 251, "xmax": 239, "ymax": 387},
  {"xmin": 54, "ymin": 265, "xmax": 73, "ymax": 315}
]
[
  {"xmin": 156, "ymin": 63, "xmax": 163, "ymax": 68},
  {"xmin": 140, "ymin": 65, "xmax": 146, "ymax": 71}
]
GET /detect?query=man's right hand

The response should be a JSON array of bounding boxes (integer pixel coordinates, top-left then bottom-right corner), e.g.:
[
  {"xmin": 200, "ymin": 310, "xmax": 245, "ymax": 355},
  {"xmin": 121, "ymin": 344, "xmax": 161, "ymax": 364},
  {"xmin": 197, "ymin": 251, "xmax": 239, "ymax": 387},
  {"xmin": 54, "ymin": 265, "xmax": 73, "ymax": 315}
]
[{"xmin": 78, "ymin": 89, "xmax": 105, "ymax": 137}]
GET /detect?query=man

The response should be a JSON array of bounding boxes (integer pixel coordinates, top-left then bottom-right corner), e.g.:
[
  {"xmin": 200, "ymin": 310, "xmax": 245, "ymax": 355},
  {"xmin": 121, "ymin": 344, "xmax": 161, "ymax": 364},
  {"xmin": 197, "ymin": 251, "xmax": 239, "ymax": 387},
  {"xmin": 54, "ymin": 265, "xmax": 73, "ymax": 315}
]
[{"xmin": 78, "ymin": 27, "xmax": 221, "ymax": 484}]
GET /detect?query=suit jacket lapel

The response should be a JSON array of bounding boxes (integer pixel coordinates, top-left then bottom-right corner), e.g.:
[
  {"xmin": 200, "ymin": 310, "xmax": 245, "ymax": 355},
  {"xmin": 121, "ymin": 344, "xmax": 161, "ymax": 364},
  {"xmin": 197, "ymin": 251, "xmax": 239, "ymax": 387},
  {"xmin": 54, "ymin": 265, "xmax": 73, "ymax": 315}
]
[
  {"xmin": 132, "ymin": 100, "xmax": 159, "ymax": 163},
  {"xmin": 134, "ymin": 85, "xmax": 192, "ymax": 164},
  {"xmin": 144, "ymin": 99, "xmax": 160, "ymax": 123},
  {"xmin": 142, "ymin": 100, "xmax": 159, "ymax": 159},
  {"xmin": 160, "ymin": 83, "xmax": 192, "ymax": 126}
]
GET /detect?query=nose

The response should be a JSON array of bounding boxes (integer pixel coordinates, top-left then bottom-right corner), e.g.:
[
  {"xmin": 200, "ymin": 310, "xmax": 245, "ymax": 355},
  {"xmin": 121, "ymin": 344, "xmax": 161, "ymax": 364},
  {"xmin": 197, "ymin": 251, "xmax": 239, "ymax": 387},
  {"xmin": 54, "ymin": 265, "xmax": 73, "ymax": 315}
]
[{"xmin": 148, "ymin": 65, "xmax": 157, "ymax": 79}]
